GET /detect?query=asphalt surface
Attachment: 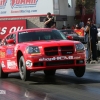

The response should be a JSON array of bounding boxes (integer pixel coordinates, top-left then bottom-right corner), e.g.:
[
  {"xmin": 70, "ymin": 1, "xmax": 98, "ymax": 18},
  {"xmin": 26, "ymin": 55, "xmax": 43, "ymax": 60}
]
[
  {"xmin": 0, "ymin": 42, "xmax": 100, "ymax": 100},
  {"xmin": 0, "ymin": 64, "xmax": 100, "ymax": 100}
]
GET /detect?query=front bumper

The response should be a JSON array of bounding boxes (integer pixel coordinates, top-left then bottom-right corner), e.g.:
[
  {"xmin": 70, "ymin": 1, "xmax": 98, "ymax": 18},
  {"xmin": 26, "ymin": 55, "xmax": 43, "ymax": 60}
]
[{"xmin": 25, "ymin": 53, "xmax": 86, "ymax": 71}]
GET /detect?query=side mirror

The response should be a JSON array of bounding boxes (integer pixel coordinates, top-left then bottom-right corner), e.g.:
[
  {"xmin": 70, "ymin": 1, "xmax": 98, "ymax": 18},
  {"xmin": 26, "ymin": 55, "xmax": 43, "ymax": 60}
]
[
  {"xmin": 67, "ymin": 36, "xmax": 73, "ymax": 40},
  {"xmin": 6, "ymin": 39, "xmax": 15, "ymax": 44}
]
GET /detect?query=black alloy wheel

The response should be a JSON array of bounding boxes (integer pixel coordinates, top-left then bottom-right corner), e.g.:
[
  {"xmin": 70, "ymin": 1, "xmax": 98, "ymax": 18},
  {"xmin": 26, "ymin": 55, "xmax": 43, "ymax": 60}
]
[
  {"xmin": 19, "ymin": 56, "xmax": 30, "ymax": 81},
  {"xmin": 73, "ymin": 66, "xmax": 85, "ymax": 77}
]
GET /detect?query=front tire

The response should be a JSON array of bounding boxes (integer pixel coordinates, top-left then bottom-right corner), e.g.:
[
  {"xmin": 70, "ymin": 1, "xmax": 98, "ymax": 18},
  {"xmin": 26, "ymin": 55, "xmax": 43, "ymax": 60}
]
[
  {"xmin": 19, "ymin": 56, "xmax": 30, "ymax": 81},
  {"xmin": 0, "ymin": 64, "xmax": 8, "ymax": 78},
  {"xmin": 44, "ymin": 70, "xmax": 56, "ymax": 76},
  {"xmin": 73, "ymin": 66, "xmax": 85, "ymax": 77}
]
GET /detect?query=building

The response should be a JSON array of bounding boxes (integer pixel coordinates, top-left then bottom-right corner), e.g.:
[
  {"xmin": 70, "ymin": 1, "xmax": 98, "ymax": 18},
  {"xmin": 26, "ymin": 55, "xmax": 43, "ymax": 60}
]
[
  {"xmin": 0, "ymin": 0, "xmax": 99, "ymax": 29},
  {"xmin": 55, "ymin": 0, "xmax": 76, "ymax": 28},
  {"xmin": 96, "ymin": 0, "xmax": 100, "ymax": 27},
  {"xmin": 0, "ymin": 0, "xmax": 76, "ymax": 32}
]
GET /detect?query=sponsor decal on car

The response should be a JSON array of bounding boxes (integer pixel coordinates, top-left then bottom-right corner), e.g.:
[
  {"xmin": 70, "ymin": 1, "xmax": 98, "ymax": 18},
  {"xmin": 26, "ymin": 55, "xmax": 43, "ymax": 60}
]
[
  {"xmin": 7, "ymin": 60, "xmax": 17, "ymax": 69},
  {"xmin": 14, "ymin": 44, "xmax": 19, "ymax": 56},
  {"xmin": 26, "ymin": 60, "xmax": 33, "ymax": 68},
  {"xmin": 74, "ymin": 56, "xmax": 81, "ymax": 59},
  {"xmin": 19, "ymin": 32, "xmax": 28, "ymax": 34},
  {"xmin": 0, "ymin": 51, "xmax": 5, "ymax": 58},
  {"xmin": 6, "ymin": 49, "xmax": 13, "ymax": 55},
  {"xmin": 1, "ymin": 61, "xmax": 6, "ymax": 68},
  {"xmin": 39, "ymin": 56, "xmax": 82, "ymax": 61},
  {"xmin": 39, "ymin": 56, "xmax": 74, "ymax": 61}
]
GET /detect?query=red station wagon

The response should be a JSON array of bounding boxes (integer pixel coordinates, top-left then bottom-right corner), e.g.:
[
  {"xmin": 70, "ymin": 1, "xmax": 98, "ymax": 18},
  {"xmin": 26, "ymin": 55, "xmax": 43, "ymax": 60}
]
[{"xmin": 0, "ymin": 28, "xmax": 86, "ymax": 81}]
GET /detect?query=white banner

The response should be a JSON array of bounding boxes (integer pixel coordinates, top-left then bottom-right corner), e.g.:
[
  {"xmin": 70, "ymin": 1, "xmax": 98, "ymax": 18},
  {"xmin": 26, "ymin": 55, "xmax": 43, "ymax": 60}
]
[{"xmin": 0, "ymin": 0, "xmax": 54, "ymax": 17}]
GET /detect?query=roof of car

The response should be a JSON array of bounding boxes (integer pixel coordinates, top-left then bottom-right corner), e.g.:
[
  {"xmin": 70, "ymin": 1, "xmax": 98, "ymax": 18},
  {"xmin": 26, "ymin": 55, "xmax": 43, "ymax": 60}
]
[
  {"xmin": 60, "ymin": 29, "xmax": 74, "ymax": 33},
  {"xmin": 10, "ymin": 28, "xmax": 57, "ymax": 34},
  {"xmin": 60, "ymin": 29, "xmax": 73, "ymax": 31}
]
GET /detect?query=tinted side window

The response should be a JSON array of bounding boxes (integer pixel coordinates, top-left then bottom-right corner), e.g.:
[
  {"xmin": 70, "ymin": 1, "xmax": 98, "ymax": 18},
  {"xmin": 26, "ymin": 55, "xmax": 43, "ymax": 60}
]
[
  {"xmin": 2, "ymin": 34, "xmax": 16, "ymax": 45},
  {"xmin": 3, "ymin": 35, "xmax": 12, "ymax": 45},
  {"xmin": 10, "ymin": 34, "xmax": 16, "ymax": 44}
]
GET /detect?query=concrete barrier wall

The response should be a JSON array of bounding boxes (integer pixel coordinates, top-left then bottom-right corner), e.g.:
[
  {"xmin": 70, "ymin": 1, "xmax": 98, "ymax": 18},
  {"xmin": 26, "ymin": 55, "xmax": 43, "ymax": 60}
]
[{"xmin": 0, "ymin": 16, "xmax": 75, "ymax": 29}]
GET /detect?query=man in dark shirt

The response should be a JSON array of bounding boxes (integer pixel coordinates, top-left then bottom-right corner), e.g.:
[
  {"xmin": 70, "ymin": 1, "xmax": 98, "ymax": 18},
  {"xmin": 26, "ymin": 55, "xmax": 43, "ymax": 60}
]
[
  {"xmin": 44, "ymin": 12, "xmax": 55, "ymax": 28},
  {"xmin": 85, "ymin": 20, "xmax": 98, "ymax": 62}
]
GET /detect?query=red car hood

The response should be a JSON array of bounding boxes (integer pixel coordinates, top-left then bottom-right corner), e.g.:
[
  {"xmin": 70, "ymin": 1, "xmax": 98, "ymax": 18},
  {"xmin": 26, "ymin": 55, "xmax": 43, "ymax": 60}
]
[{"xmin": 21, "ymin": 40, "xmax": 76, "ymax": 47}]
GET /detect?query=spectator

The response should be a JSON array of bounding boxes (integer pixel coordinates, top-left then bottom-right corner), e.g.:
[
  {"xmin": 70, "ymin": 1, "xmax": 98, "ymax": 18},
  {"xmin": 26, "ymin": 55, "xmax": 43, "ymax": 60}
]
[
  {"xmin": 85, "ymin": 20, "xmax": 98, "ymax": 62},
  {"xmin": 71, "ymin": 25, "xmax": 75, "ymax": 30},
  {"xmin": 51, "ymin": 22, "xmax": 56, "ymax": 28},
  {"xmin": 79, "ymin": 20, "xmax": 84, "ymax": 28},
  {"xmin": 74, "ymin": 24, "xmax": 80, "ymax": 30},
  {"xmin": 88, "ymin": 18, "xmax": 91, "ymax": 21},
  {"xmin": 62, "ymin": 25, "xmax": 66, "ymax": 29},
  {"xmin": 44, "ymin": 12, "xmax": 55, "ymax": 28}
]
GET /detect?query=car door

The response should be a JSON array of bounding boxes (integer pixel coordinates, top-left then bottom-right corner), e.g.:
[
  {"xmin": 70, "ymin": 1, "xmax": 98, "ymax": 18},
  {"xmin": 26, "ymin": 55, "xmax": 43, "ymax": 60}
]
[
  {"xmin": 0, "ymin": 35, "xmax": 11, "ymax": 72},
  {"xmin": 5, "ymin": 33, "xmax": 18, "ymax": 71}
]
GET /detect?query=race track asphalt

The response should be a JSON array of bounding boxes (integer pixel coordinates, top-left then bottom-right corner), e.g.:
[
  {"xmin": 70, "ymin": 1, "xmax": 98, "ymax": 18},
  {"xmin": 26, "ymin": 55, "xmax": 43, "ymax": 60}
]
[{"xmin": 0, "ymin": 64, "xmax": 100, "ymax": 100}]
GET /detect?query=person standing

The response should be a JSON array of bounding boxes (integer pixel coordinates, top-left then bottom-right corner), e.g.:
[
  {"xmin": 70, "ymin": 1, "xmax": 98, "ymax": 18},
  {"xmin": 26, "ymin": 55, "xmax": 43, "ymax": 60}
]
[
  {"xmin": 79, "ymin": 20, "xmax": 84, "ymax": 28},
  {"xmin": 62, "ymin": 25, "xmax": 66, "ymax": 29},
  {"xmin": 44, "ymin": 12, "xmax": 55, "ymax": 28},
  {"xmin": 71, "ymin": 25, "xmax": 75, "ymax": 30},
  {"xmin": 85, "ymin": 20, "xmax": 98, "ymax": 62},
  {"xmin": 74, "ymin": 24, "xmax": 80, "ymax": 30}
]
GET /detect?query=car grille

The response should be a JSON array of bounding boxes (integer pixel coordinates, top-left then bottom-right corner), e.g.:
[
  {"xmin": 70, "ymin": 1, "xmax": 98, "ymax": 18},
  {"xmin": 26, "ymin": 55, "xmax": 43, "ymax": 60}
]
[
  {"xmin": 44, "ymin": 46, "xmax": 58, "ymax": 56},
  {"xmin": 60, "ymin": 46, "xmax": 74, "ymax": 55},
  {"xmin": 33, "ymin": 60, "xmax": 74, "ymax": 67},
  {"xmin": 44, "ymin": 46, "xmax": 74, "ymax": 56},
  {"xmin": 46, "ymin": 60, "xmax": 74, "ymax": 66}
]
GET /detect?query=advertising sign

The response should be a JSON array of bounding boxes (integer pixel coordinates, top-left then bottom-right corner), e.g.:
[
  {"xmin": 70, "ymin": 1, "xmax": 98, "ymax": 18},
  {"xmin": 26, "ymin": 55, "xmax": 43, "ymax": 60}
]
[
  {"xmin": 0, "ymin": 0, "xmax": 53, "ymax": 17},
  {"xmin": 0, "ymin": 20, "xmax": 26, "ymax": 39}
]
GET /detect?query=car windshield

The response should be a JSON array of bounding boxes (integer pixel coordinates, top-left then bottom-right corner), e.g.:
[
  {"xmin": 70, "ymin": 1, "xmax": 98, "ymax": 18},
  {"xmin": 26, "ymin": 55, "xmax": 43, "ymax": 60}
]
[{"xmin": 18, "ymin": 30, "xmax": 67, "ymax": 43}]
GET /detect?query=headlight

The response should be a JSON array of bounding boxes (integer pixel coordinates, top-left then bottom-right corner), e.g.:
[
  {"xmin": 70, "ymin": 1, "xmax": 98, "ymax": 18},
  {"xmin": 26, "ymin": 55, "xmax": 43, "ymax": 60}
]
[
  {"xmin": 75, "ymin": 43, "xmax": 85, "ymax": 51},
  {"xmin": 26, "ymin": 46, "xmax": 40, "ymax": 54}
]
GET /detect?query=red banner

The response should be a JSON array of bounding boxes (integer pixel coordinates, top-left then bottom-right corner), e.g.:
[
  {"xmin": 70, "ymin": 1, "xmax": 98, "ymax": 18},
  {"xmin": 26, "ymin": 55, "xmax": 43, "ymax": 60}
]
[
  {"xmin": 74, "ymin": 29, "xmax": 84, "ymax": 36},
  {"xmin": 0, "ymin": 20, "xmax": 26, "ymax": 39}
]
